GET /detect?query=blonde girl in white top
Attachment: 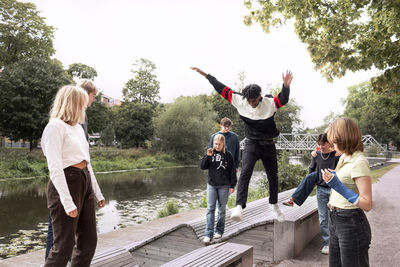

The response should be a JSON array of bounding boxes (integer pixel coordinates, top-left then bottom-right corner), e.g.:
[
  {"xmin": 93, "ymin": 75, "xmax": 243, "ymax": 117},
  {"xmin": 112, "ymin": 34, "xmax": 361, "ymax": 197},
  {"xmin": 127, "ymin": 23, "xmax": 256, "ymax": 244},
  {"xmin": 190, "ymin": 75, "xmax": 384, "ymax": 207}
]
[{"xmin": 41, "ymin": 85, "xmax": 101, "ymax": 267}]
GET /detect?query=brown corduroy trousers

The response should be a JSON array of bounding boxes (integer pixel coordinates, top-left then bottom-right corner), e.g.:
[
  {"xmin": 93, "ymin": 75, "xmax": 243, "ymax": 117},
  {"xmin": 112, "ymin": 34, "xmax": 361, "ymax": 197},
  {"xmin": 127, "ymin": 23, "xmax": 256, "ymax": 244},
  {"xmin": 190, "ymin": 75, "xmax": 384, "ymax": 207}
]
[{"xmin": 45, "ymin": 166, "xmax": 97, "ymax": 267}]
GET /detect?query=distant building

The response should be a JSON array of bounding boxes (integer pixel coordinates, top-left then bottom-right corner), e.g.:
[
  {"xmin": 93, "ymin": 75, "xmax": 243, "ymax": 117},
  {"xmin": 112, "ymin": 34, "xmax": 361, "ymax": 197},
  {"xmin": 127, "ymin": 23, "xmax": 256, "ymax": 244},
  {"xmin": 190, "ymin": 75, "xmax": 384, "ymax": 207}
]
[
  {"xmin": 101, "ymin": 94, "xmax": 122, "ymax": 107},
  {"xmin": 1, "ymin": 137, "xmax": 30, "ymax": 148}
]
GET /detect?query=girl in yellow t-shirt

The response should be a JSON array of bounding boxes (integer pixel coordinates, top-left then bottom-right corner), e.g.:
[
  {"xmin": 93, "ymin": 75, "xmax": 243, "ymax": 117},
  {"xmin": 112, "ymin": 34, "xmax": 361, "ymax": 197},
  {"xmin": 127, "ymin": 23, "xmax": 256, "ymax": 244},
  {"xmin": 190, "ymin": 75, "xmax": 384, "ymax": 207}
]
[{"xmin": 322, "ymin": 118, "xmax": 372, "ymax": 267}]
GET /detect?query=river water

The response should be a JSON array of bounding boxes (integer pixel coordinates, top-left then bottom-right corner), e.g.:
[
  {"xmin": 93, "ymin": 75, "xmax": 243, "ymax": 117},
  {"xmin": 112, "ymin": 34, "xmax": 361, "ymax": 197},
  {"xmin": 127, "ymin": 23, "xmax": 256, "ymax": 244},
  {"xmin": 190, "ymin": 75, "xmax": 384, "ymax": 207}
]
[{"xmin": 0, "ymin": 166, "xmax": 267, "ymax": 259}]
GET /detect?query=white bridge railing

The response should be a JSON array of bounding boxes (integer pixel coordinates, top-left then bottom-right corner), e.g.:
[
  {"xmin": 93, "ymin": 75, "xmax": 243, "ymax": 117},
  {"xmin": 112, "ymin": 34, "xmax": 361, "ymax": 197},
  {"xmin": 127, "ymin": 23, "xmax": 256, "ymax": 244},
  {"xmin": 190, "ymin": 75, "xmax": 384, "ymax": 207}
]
[{"xmin": 240, "ymin": 134, "xmax": 387, "ymax": 151}]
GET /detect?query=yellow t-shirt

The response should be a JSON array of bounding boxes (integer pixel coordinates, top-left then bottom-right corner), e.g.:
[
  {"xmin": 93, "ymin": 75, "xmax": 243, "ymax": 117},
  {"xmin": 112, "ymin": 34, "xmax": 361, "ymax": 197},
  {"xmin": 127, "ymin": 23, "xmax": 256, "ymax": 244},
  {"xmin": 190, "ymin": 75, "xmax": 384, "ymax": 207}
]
[{"xmin": 328, "ymin": 151, "xmax": 371, "ymax": 209}]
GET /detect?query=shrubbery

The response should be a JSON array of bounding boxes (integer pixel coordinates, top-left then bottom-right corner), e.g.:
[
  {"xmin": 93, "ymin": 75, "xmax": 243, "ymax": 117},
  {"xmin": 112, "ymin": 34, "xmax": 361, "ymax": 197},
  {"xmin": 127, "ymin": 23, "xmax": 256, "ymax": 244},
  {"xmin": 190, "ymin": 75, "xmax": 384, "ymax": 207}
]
[{"xmin": 157, "ymin": 200, "xmax": 179, "ymax": 218}]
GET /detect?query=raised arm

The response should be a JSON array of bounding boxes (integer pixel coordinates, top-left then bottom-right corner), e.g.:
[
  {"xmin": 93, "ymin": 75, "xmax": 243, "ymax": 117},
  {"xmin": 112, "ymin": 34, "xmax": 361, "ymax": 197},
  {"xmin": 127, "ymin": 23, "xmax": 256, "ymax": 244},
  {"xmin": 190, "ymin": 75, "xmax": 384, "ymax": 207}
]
[
  {"xmin": 282, "ymin": 70, "xmax": 293, "ymax": 88},
  {"xmin": 191, "ymin": 67, "xmax": 207, "ymax": 77},
  {"xmin": 274, "ymin": 70, "xmax": 293, "ymax": 108},
  {"xmin": 191, "ymin": 67, "xmax": 235, "ymax": 104}
]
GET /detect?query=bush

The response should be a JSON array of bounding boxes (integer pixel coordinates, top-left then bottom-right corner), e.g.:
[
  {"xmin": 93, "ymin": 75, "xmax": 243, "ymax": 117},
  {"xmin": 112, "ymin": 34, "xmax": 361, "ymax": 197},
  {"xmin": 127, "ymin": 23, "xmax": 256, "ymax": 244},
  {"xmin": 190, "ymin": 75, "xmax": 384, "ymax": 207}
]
[
  {"xmin": 154, "ymin": 95, "xmax": 216, "ymax": 162},
  {"xmin": 157, "ymin": 200, "xmax": 179, "ymax": 218},
  {"xmin": 277, "ymin": 151, "xmax": 308, "ymax": 191},
  {"xmin": 198, "ymin": 193, "xmax": 207, "ymax": 208},
  {"xmin": 365, "ymin": 144, "xmax": 382, "ymax": 157}
]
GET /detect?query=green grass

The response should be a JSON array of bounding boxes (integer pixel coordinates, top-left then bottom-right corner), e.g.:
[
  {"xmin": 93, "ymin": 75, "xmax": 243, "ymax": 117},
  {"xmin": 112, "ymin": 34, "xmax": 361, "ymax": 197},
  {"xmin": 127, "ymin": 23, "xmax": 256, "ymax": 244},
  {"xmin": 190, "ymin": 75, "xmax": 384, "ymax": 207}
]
[
  {"xmin": 0, "ymin": 147, "xmax": 181, "ymax": 179},
  {"xmin": 157, "ymin": 200, "xmax": 179, "ymax": 218},
  {"xmin": 370, "ymin": 163, "xmax": 399, "ymax": 182}
]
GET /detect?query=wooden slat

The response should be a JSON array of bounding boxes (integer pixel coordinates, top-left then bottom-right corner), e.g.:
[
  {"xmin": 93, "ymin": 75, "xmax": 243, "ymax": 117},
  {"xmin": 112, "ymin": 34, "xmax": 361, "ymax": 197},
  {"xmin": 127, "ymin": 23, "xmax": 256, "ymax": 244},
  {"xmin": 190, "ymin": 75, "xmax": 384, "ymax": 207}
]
[
  {"xmin": 90, "ymin": 247, "xmax": 136, "ymax": 267},
  {"xmin": 161, "ymin": 242, "xmax": 252, "ymax": 267}
]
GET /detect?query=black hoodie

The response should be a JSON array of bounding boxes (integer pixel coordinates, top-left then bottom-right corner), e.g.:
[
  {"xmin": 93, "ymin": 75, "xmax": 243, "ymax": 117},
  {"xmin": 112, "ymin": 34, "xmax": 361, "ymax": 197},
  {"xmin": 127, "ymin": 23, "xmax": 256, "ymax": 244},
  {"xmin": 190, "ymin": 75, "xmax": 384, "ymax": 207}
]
[{"xmin": 200, "ymin": 150, "xmax": 237, "ymax": 188}]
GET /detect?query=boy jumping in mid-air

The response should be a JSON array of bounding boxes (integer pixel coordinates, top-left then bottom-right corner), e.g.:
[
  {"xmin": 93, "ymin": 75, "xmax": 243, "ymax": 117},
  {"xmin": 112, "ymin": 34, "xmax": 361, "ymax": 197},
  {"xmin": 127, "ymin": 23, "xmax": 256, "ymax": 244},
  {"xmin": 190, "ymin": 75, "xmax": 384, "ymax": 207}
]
[{"xmin": 191, "ymin": 67, "xmax": 293, "ymax": 222}]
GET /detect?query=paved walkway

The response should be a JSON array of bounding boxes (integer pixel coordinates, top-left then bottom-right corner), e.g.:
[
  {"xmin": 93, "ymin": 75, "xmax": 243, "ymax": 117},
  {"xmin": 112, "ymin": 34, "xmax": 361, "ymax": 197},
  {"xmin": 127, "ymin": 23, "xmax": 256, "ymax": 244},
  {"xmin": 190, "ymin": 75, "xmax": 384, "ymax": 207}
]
[{"xmin": 274, "ymin": 163, "xmax": 400, "ymax": 267}]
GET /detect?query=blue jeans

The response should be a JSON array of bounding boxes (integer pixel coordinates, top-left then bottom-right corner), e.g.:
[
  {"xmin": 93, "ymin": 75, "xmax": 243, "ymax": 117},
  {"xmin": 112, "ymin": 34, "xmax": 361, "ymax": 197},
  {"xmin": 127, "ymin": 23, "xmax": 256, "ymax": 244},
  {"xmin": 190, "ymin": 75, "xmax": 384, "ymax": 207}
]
[
  {"xmin": 316, "ymin": 186, "xmax": 331, "ymax": 246},
  {"xmin": 329, "ymin": 208, "xmax": 371, "ymax": 267},
  {"xmin": 205, "ymin": 184, "xmax": 230, "ymax": 238},
  {"xmin": 292, "ymin": 171, "xmax": 331, "ymax": 246},
  {"xmin": 291, "ymin": 171, "xmax": 319, "ymax": 206},
  {"xmin": 45, "ymin": 214, "xmax": 53, "ymax": 259}
]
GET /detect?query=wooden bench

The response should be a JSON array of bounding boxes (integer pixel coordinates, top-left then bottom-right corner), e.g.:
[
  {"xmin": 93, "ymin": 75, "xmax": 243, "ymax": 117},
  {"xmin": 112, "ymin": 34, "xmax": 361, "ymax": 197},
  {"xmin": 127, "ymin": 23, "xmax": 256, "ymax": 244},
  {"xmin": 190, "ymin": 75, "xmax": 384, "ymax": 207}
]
[
  {"xmin": 160, "ymin": 242, "xmax": 253, "ymax": 267},
  {"xmin": 188, "ymin": 188, "xmax": 319, "ymax": 263},
  {"xmin": 124, "ymin": 188, "xmax": 319, "ymax": 265},
  {"xmin": 127, "ymin": 224, "xmax": 203, "ymax": 267},
  {"xmin": 90, "ymin": 247, "xmax": 137, "ymax": 267}
]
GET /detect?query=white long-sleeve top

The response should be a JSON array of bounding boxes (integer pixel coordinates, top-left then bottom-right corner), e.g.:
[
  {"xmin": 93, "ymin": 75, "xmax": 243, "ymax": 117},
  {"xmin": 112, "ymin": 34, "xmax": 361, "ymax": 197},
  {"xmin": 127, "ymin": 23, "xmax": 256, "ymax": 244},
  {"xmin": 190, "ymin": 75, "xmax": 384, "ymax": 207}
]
[{"xmin": 41, "ymin": 118, "xmax": 104, "ymax": 213}]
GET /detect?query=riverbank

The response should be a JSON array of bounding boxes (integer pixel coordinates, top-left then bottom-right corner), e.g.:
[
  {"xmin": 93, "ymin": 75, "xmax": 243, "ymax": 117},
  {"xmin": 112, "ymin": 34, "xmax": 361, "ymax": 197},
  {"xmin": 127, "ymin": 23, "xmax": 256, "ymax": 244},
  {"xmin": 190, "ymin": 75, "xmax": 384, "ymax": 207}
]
[
  {"xmin": 2, "ymin": 162, "xmax": 400, "ymax": 267},
  {"xmin": 0, "ymin": 147, "xmax": 185, "ymax": 180}
]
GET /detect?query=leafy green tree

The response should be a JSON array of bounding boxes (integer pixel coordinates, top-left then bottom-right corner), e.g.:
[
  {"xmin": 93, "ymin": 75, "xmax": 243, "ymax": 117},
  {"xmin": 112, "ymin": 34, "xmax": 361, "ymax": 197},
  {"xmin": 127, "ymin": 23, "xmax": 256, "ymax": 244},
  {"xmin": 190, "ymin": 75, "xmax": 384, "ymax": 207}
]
[
  {"xmin": 0, "ymin": 0, "xmax": 55, "ymax": 67},
  {"xmin": 209, "ymin": 92, "xmax": 245, "ymax": 139},
  {"xmin": 209, "ymin": 70, "xmax": 248, "ymax": 139},
  {"xmin": 154, "ymin": 95, "xmax": 216, "ymax": 161},
  {"xmin": 86, "ymin": 92, "xmax": 112, "ymax": 134},
  {"xmin": 114, "ymin": 102, "xmax": 154, "ymax": 148},
  {"xmin": 67, "ymin": 63, "xmax": 98, "ymax": 80},
  {"xmin": 0, "ymin": 58, "xmax": 72, "ymax": 149},
  {"xmin": 277, "ymin": 150, "xmax": 308, "ymax": 191},
  {"xmin": 100, "ymin": 124, "xmax": 116, "ymax": 147},
  {"xmin": 244, "ymin": 0, "xmax": 400, "ymax": 94},
  {"xmin": 122, "ymin": 58, "xmax": 160, "ymax": 104},
  {"xmin": 343, "ymin": 81, "xmax": 400, "ymax": 147}
]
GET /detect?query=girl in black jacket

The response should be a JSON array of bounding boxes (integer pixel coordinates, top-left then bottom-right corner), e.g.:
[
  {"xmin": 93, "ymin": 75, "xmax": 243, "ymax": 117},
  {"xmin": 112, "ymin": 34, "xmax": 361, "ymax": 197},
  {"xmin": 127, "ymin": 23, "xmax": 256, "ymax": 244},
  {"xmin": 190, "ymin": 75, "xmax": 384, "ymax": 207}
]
[{"xmin": 200, "ymin": 134, "xmax": 237, "ymax": 243}]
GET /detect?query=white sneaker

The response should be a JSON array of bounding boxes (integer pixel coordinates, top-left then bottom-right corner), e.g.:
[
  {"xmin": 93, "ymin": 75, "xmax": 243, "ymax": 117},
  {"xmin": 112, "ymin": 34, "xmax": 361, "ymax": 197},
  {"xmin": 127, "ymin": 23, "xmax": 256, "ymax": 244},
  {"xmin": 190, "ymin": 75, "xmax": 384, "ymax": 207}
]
[
  {"xmin": 202, "ymin": 236, "xmax": 211, "ymax": 243},
  {"xmin": 230, "ymin": 205, "xmax": 243, "ymax": 221},
  {"xmin": 214, "ymin": 233, "xmax": 222, "ymax": 239},
  {"xmin": 321, "ymin": 245, "xmax": 329, "ymax": 255},
  {"xmin": 270, "ymin": 204, "xmax": 285, "ymax": 222}
]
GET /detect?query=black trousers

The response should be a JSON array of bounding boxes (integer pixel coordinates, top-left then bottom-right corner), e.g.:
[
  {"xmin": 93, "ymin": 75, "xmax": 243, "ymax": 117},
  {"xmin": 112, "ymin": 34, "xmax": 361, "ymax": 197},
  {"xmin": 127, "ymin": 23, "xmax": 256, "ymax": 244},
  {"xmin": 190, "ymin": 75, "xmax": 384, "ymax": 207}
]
[
  {"xmin": 236, "ymin": 139, "xmax": 278, "ymax": 208},
  {"xmin": 329, "ymin": 208, "xmax": 371, "ymax": 267},
  {"xmin": 45, "ymin": 166, "xmax": 97, "ymax": 267}
]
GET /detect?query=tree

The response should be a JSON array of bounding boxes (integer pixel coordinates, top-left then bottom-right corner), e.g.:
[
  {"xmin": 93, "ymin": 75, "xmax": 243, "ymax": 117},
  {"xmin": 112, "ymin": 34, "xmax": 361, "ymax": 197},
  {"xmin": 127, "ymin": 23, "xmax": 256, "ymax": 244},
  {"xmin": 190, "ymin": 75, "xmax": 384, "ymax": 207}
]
[
  {"xmin": 86, "ymin": 92, "xmax": 112, "ymax": 134},
  {"xmin": 122, "ymin": 58, "xmax": 160, "ymax": 104},
  {"xmin": 209, "ymin": 92, "xmax": 245, "ymax": 139},
  {"xmin": 67, "ymin": 63, "xmax": 98, "ymax": 80},
  {"xmin": 100, "ymin": 124, "xmax": 116, "ymax": 146},
  {"xmin": 154, "ymin": 95, "xmax": 216, "ymax": 161},
  {"xmin": 209, "ymin": 70, "xmax": 248, "ymax": 139},
  {"xmin": 244, "ymin": 0, "xmax": 400, "ymax": 94},
  {"xmin": 114, "ymin": 102, "xmax": 154, "ymax": 148},
  {"xmin": 0, "ymin": 57, "xmax": 72, "ymax": 149},
  {"xmin": 343, "ymin": 81, "xmax": 400, "ymax": 147},
  {"xmin": 0, "ymin": 0, "xmax": 55, "ymax": 67}
]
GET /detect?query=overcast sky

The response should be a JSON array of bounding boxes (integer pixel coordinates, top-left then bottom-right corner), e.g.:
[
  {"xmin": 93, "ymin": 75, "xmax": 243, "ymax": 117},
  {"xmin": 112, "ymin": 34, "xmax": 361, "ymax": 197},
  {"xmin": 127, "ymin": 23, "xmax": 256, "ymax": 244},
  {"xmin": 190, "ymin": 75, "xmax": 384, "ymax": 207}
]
[{"xmin": 24, "ymin": 0, "xmax": 377, "ymax": 129}]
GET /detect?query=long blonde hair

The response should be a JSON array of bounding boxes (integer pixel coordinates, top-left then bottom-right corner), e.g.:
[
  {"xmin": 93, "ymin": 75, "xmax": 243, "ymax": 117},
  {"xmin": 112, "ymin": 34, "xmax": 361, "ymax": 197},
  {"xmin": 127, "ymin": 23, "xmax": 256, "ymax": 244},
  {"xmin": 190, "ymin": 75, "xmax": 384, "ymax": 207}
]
[
  {"xmin": 50, "ymin": 85, "xmax": 88, "ymax": 125},
  {"xmin": 214, "ymin": 134, "xmax": 226, "ymax": 154}
]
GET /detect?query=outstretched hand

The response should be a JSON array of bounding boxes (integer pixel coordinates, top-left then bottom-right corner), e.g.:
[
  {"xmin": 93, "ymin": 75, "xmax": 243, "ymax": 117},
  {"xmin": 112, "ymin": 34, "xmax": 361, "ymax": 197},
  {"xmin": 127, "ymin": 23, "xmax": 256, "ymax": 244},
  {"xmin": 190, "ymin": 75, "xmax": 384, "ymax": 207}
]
[
  {"xmin": 191, "ymin": 67, "xmax": 207, "ymax": 77},
  {"xmin": 282, "ymin": 70, "xmax": 293, "ymax": 88}
]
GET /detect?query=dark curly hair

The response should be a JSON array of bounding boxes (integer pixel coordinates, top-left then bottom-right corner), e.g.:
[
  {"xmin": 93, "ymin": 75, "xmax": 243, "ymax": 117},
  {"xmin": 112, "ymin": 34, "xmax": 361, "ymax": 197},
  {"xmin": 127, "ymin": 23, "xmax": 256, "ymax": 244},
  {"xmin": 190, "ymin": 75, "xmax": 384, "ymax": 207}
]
[{"xmin": 242, "ymin": 84, "xmax": 261, "ymax": 100}]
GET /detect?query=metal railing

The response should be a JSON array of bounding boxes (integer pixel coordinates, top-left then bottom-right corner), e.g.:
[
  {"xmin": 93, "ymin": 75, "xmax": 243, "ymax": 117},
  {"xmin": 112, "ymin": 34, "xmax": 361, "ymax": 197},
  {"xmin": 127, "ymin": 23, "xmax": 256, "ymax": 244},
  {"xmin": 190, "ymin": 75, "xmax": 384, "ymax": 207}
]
[{"xmin": 240, "ymin": 133, "xmax": 387, "ymax": 151}]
